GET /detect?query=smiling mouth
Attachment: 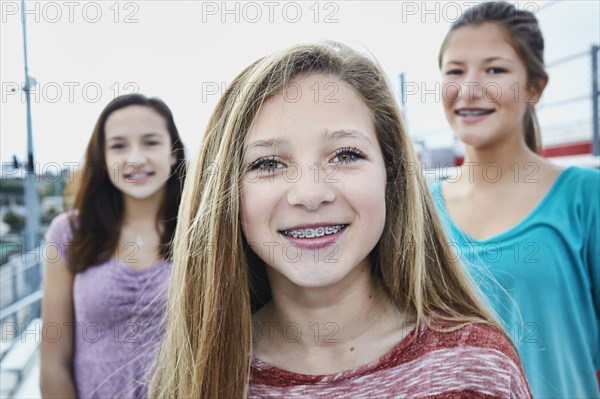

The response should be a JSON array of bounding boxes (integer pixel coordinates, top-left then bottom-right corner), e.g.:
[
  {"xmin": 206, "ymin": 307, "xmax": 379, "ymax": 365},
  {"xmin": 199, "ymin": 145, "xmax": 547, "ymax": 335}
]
[
  {"xmin": 455, "ymin": 109, "xmax": 495, "ymax": 117},
  {"xmin": 280, "ymin": 224, "xmax": 347, "ymax": 239},
  {"xmin": 124, "ymin": 171, "xmax": 155, "ymax": 180}
]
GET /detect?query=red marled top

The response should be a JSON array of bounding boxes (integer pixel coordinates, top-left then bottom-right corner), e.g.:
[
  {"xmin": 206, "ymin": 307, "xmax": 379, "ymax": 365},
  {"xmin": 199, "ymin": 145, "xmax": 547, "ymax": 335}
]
[{"xmin": 250, "ymin": 320, "xmax": 532, "ymax": 398}]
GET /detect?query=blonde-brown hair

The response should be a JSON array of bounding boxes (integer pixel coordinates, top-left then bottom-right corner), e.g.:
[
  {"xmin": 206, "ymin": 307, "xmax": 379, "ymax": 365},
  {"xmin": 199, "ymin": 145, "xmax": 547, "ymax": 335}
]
[
  {"xmin": 438, "ymin": 1, "xmax": 548, "ymax": 153},
  {"xmin": 151, "ymin": 41, "xmax": 504, "ymax": 398}
]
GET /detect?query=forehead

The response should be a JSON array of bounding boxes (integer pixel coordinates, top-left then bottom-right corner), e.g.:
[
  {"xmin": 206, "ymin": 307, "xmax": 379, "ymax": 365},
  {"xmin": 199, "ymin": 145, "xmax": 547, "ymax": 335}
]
[
  {"xmin": 442, "ymin": 22, "xmax": 521, "ymax": 62},
  {"xmin": 104, "ymin": 105, "xmax": 168, "ymax": 138},
  {"xmin": 246, "ymin": 74, "xmax": 376, "ymax": 144}
]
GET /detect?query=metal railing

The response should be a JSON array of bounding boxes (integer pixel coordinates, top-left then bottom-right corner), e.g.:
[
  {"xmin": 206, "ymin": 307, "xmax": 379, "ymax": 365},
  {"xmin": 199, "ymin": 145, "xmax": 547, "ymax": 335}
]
[
  {"xmin": 1, "ymin": 249, "xmax": 43, "ymax": 352},
  {"xmin": 0, "ymin": 247, "xmax": 43, "ymax": 398}
]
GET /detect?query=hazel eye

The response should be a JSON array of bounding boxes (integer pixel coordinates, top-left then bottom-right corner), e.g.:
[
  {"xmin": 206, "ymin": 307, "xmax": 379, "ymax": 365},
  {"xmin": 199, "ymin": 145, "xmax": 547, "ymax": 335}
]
[
  {"xmin": 247, "ymin": 156, "xmax": 285, "ymax": 172},
  {"xmin": 331, "ymin": 147, "xmax": 365, "ymax": 164}
]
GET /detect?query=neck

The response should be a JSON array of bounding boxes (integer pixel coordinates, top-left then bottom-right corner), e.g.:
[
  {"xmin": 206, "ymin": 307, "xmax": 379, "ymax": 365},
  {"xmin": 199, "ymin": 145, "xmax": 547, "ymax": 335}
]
[
  {"xmin": 460, "ymin": 133, "xmax": 544, "ymax": 187},
  {"xmin": 259, "ymin": 271, "xmax": 401, "ymax": 349},
  {"xmin": 122, "ymin": 189, "xmax": 165, "ymax": 228}
]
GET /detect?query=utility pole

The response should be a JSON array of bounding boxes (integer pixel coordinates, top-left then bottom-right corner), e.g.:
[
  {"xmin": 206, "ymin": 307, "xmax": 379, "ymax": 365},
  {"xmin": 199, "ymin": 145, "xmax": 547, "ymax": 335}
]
[{"xmin": 21, "ymin": 0, "xmax": 40, "ymax": 251}]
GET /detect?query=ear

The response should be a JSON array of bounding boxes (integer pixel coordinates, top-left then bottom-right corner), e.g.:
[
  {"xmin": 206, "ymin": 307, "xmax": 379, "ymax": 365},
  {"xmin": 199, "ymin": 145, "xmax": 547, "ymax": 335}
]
[
  {"xmin": 528, "ymin": 75, "xmax": 549, "ymax": 105},
  {"xmin": 170, "ymin": 154, "xmax": 177, "ymax": 167}
]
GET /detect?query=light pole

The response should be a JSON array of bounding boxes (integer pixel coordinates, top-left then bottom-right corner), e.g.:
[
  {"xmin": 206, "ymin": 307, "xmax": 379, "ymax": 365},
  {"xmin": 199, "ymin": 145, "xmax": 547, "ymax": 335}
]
[{"xmin": 21, "ymin": 0, "xmax": 40, "ymax": 251}]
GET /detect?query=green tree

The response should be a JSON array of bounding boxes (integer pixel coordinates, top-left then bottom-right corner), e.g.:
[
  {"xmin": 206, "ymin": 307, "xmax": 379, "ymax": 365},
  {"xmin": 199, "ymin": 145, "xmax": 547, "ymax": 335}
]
[
  {"xmin": 3, "ymin": 211, "xmax": 25, "ymax": 232},
  {"xmin": 42, "ymin": 206, "xmax": 59, "ymax": 224}
]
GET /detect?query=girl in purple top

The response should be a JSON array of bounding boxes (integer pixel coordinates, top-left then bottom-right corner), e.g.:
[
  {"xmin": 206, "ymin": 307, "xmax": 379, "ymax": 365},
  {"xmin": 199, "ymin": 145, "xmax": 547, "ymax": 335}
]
[{"xmin": 40, "ymin": 94, "xmax": 186, "ymax": 398}]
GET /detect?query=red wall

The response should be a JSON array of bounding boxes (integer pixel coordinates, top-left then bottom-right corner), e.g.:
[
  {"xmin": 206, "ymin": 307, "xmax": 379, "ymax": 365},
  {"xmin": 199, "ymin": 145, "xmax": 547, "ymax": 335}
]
[{"xmin": 454, "ymin": 140, "xmax": 594, "ymax": 166}]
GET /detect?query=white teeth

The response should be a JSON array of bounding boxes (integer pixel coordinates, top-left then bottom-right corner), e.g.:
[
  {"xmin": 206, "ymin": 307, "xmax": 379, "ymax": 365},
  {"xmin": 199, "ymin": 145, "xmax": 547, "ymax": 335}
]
[
  {"xmin": 283, "ymin": 225, "xmax": 345, "ymax": 239},
  {"xmin": 127, "ymin": 172, "xmax": 150, "ymax": 179},
  {"xmin": 457, "ymin": 109, "xmax": 493, "ymax": 116}
]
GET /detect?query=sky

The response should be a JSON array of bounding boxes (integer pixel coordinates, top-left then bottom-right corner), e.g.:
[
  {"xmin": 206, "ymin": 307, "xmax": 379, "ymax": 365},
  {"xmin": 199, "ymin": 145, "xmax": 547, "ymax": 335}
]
[{"xmin": 1, "ymin": 0, "xmax": 599, "ymax": 171}]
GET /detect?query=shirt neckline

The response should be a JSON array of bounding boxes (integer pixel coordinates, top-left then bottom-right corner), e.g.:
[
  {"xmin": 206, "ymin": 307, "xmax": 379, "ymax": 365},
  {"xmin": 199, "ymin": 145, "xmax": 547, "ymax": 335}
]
[
  {"xmin": 111, "ymin": 258, "xmax": 169, "ymax": 275},
  {"xmin": 434, "ymin": 166, "xmax": 574, "ymax": 243},
  {"xmin": 251, "ymin": 322, "xmax": 421, "ymax": 384}
]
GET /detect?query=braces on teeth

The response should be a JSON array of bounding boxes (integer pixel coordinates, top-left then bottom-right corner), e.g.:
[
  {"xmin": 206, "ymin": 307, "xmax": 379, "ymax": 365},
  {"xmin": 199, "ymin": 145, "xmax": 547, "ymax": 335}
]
[
  {"xmin": 283, "ymin": 225, "xmax": 346, "ymax": 239},
  {"xmin": 457, "ymin": 109, "xmax": 493, "ymax": 116}
]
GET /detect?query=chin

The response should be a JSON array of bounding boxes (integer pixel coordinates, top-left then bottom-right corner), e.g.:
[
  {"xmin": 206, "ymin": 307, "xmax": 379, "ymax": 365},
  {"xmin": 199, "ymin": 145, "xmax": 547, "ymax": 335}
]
[
  {"xmin": 288, "ymin": 276, "xmax": 345, "ymax": 290},
  {"xmin": 275, "ymin": 263, "xmax": 348, "ymax": 290},
  {"xmin": 454, "ymin": 130, "xmax": 489, "ymax": 148},
  {"xmin": 122, "ymin": 188, "xmax": 164, "ymax": 200}
]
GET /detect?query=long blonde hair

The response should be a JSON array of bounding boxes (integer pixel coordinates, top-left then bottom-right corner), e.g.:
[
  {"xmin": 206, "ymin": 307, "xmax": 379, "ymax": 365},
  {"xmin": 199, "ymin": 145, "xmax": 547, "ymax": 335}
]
[{"xmin": 151, "ymin": 41, "xmax": 504, "ymax": 398}]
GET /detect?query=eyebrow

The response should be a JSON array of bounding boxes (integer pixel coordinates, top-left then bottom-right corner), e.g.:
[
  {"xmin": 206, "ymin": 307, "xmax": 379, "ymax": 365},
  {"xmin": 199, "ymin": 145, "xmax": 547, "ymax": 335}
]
[
  {"xmin": 106, "ymin": 132, "xmax": 164, "ymax": 142},
  {"xmin": 244, "ymin": 129, "xmax": 373, "ymax": 151},
  {"xmin": 444, "ymin": 56, "xmax": 514, "ymax": 66},
  {"xmin": 244, "ymin": 137, "xmax": 290, "ymax": 151},
  {"xmin": 323, "ymin": 129, "xmax": 373, "ymax": 144}
]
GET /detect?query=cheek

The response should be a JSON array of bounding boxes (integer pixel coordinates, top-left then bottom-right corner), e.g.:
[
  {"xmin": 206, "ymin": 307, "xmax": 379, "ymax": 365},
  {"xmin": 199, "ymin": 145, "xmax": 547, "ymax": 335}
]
[
  {"xmin": 495, "ymin": 82, "xmax": 529, "ymax": 117},
  {"xmin": 105, "ymin": 152, "xmax": 127, "ymax": 169},
  {"xmin": 155, "ymin": 150, "xmax": 175, "ymax": 170},
  {"xmin": 368, "ymin": 186, "xmax": 387, "ymax": 224},
  {"xmin": 483, "ymin": 83, "xmax": 503, "ymax": 103},
  {"xmin": 441, "ymin": 81, "xmax": 460, "ymax": 109},
  {"xmin": 351, "ymin": 167, "xmax": 387, "ymax": 224},
  {"xmin": 240, "ymin": 183, "xmax": 273, "ymax": 240},
  {"xmin": 104, "ymin": 154, "xmax": 119, "ymax": 183},
  {"xmin": 352, "ymin": 187, "xmax": 386, "ymax": 250},
  {"xmin": 240, "ymin": 186, "xmax": 253, "ymax": 238}
]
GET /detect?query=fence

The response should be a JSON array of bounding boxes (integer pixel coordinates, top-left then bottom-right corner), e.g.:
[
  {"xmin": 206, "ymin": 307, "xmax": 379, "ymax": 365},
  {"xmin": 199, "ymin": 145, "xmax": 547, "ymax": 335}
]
[
  {"xmin": 1, "ymin": 250, "xmax": 43, "ymax": 349},
  {"xmin": 0, "ymin": 249, "xmax": 43, "ymax": 398}
]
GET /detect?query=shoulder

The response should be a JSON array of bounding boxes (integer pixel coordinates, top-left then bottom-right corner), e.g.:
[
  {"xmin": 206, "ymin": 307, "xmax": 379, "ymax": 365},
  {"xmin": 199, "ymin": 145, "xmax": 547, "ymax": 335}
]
[
  {"xmin": 408, "ymin": 320, "xmax": 517, "ymax": 360},
  {"xmin": 424, "ymin": 321, "xmax": 517, "ymax": 357},
  {"xmin": 45, "ymin": 211, "xmax": 78, "ymax": 243},
  {"xmin": 428, "ymin": 179, "xmax": 442, "ymax": 192},
  {"xmin": 563, "ymin": 165, "xmax": 600, "ymax": 178},
  {"xmin": 553, "ymin": 167, "xmax": 600, "ymax": 221},
  {"xmin": 401, "ymin": 320, "xmax": 532, "ymax": 397},
  {"xmin": 427, "ymin": 180, "xmax": 446, "ymax": 210},
  {"xmin": 47, "ymin": 210, "xmax": 78, "ymax": 231},
  {"xmin": 558, "ymin": 167, "xmax": 600, "ymax": 193},
  {"xmin": 50, "ymin": 210, "xmax": 78, "ymax": 225}
]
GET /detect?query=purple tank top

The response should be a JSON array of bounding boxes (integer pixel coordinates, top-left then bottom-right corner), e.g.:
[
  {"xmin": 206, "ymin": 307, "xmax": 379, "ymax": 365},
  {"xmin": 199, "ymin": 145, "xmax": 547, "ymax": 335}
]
[{"xmin": 45, "ymin": 212, "xmax": 170, "ymax": 398}]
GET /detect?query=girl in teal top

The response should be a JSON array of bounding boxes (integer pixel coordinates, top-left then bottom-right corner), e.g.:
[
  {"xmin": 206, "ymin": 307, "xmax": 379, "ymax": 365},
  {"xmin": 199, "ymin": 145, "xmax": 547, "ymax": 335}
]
[
  {"xmin": 432, "ymin": 168, "xmax": 599, "ymax": 397},
  {"xmin": 435, "ymin": 2, "xmax": 599, "ymax": 397}
]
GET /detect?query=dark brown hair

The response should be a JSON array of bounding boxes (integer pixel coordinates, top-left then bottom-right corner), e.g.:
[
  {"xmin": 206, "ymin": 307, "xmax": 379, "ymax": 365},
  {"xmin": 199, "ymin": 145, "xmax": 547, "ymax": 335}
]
[
  {"xmin": 68, "ymin": 94, "xmax": 186, "ymax": 272},
  {"xmin": 438, "ymin": 1, "xmax": 547, "ymax": 153}
]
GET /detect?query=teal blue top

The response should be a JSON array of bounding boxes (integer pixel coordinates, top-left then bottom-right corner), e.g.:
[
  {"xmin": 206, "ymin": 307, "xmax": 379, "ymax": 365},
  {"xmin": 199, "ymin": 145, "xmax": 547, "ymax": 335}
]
[{"xmin": 430, "ymin": 166, "xmax": 600, "ymax": 398}]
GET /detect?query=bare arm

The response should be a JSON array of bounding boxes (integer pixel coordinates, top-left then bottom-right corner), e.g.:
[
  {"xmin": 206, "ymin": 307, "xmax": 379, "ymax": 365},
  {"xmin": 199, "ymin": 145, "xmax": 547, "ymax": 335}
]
[{"xmin": 39, "ymin": 256, "xmax": 77, "ymax": 399}]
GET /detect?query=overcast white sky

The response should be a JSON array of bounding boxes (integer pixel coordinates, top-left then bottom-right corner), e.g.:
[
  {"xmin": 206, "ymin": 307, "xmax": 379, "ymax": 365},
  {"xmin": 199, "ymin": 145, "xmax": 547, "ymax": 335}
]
[{"xmin": 1, "ymin": 0, "xmax": 598, "ymax": 170}]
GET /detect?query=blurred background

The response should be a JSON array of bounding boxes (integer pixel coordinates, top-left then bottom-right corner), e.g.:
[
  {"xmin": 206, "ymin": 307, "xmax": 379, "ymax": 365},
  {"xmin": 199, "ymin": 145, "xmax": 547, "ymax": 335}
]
[{"xmin": 1, "ymin": 1, "xmax": 598, "ymax": 397}]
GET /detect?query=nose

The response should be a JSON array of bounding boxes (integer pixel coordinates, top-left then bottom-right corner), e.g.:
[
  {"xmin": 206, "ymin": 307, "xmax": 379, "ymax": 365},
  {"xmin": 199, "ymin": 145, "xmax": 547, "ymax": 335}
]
[
  {"xmin": 286, "ymin": 162, "xmax": 336, "ymax": 211},
  {"xmin": 461, "ymin": 71, "xmax": 484, "ymax": 102},
  {"xmin": 126, "ymin": 145, "xmax": 147, "ymax": 170}
]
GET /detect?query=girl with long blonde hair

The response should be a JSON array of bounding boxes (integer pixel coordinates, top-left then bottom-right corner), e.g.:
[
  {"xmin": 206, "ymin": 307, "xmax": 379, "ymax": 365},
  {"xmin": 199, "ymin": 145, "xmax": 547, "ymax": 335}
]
[{"xmin": 152, "ymin": 41, "xmax": 532, "ymax": 398}]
